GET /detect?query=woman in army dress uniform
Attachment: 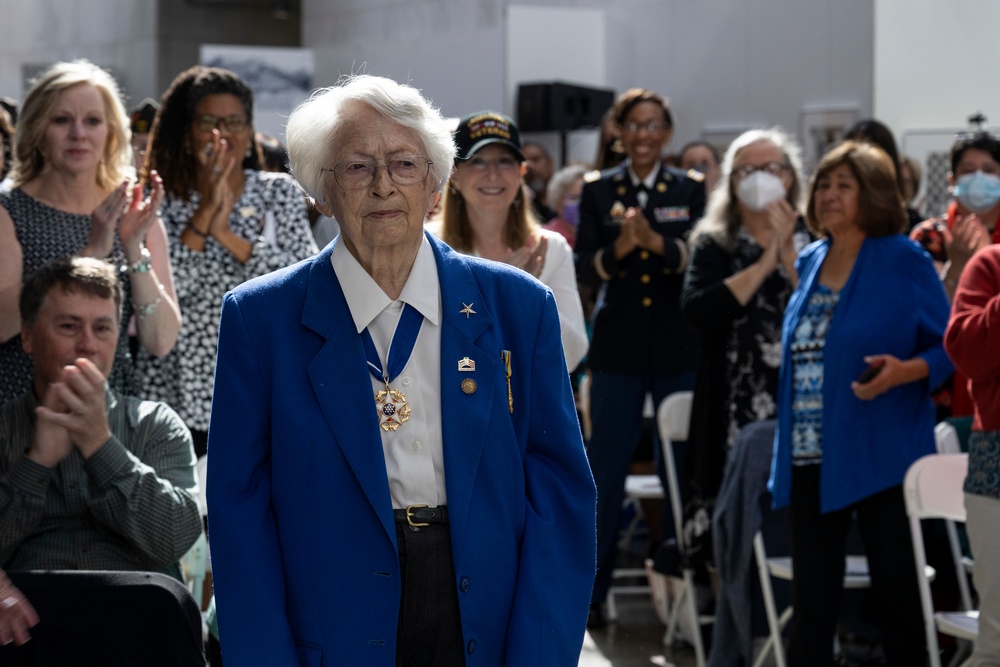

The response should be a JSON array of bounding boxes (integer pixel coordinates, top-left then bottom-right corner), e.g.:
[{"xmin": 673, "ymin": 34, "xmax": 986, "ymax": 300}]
[{"xmin": 575, "ymin": 87, "xmax": 706, "ymax": 625}]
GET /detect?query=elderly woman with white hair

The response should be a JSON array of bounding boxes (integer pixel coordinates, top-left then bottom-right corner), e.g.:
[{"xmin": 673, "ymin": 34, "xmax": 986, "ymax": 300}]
[
  {"xmin": 679, "ymin": 128, "xmax": 812, "ymax": 566},
  {"xmin": 206, "ymin": 75, "xmax": 596, "ymax": 667}
]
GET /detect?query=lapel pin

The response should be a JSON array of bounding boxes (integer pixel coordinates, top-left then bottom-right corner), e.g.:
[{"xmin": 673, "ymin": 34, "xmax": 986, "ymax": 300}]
[
  {"xmin": 461, "ymin": 378, "xmax": 478, "ymax": 395},
  {"xmin": 458, "ymin": 357, "xmax": 475, "ymax": 372},
  {"xmin": 460, "ymin": 303, "xmax": 476, "ymax": 318},
  {"xmin": 656, "ymin": 182, "xmax": 667, "ymax": 193},
  {"xmin": 500, "ymin": 350, "xmax": 513, "ymax": 414}
]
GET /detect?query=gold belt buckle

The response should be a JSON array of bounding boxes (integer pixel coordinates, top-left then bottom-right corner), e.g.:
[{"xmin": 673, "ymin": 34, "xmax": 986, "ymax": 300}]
[{"xmin": 405, "ymin": 504, "xmax": 430, "ymax": 528}]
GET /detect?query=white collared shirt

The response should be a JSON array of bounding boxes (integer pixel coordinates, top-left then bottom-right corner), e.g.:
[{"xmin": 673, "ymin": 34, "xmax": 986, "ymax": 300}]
[
  {"xmin": 627, "ymin": 159, "xmax": 661, "ymax": 210},
  {"xmin": 331, "ymin": 235, "xmax": 446, "ymax": 509}
]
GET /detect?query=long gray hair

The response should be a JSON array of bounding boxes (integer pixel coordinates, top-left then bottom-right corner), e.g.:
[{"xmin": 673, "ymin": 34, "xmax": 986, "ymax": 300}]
[{"xmin": 689, "ymin": 128, "xmax": 805, "ymax": 252}]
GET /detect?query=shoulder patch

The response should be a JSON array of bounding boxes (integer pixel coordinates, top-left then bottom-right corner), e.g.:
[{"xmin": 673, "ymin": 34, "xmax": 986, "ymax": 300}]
[
  {"xmin": 584, "ymin": 170, "xmax": 602, "ymax": 183},
  {"xmin": 686, "ymin": 169, "xmax": 706, "ymax": 183}
]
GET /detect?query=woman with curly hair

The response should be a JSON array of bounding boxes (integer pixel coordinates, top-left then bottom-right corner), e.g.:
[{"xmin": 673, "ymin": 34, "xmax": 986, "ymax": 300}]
[{"xmin": 136, "ymin": 66, "xmax": 316, "ymax": 456}]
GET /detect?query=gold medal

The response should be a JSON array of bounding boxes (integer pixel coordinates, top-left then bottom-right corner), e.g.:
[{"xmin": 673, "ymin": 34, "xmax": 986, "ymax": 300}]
[{"xmin": 375, "ymin": 386, "xmax": 411, "ymax": 431}]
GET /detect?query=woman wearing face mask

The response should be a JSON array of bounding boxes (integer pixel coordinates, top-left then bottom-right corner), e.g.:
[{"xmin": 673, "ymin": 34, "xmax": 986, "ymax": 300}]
[
  {"xmin": 679, "ymin": 128, "xmax": 811, "ymax": 568},
  {"xmin": 910, "ymin": 131, "xmax": 1000, "ymax": 301},
  {"xmin": 543, "ymin": 163, "xmax": 588, "ymax": 249},
  {"xmin": 909, "ymin": 132, "xmax": 1000, "ymax": 420}
]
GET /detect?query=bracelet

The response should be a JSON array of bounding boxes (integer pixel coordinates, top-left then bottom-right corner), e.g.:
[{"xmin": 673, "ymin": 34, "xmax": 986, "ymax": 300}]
[
  {"xmin": 133, "ymin": 284, "xmax": 164, "ymax": 320},
  {"xmin": 128, "ymin": 247, "xmax": 152, "ymax": 274},
  {"xmin": 187, "ymin": 224, "xmax": 208, "ymax": 238}
]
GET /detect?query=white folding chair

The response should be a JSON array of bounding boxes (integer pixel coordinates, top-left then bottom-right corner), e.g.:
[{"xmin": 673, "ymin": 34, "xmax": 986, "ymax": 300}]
[
  {"xmin": 934, "ymin": 423, "xmax": 975, "ymax": 611},
  {"xmin": 646, "ymin": 391, "xmax": 714, "ymax": 667},
  {"xmin": 751, "ymin": 531, "xmax": 872, "ymax": 667},
  {"xmin": 607, "ymin": 393, "xmax": 667, "ymax": 621},
  {"xmin": 904, "ymin": 453, "xmax": 978, "ymax": 667}
]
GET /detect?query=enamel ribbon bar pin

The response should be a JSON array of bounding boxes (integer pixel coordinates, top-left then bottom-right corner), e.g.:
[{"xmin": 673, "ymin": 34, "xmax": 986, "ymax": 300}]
[
  {"xmin": 500, "ymin": 350, "xmax": 513, "ymax": 414},
  {"xmin": 361, "ymin": 304, "xmax": 423, "ymax": 431}
]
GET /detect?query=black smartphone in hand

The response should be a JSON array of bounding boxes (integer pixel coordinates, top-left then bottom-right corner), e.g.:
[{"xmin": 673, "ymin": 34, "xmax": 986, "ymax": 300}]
[{"xmin": 857, "ymin": 359, "xmax": 885, "ymax": 384}]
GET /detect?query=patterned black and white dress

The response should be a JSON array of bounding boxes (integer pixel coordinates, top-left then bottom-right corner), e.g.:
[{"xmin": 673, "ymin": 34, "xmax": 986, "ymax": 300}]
[
  {"xmin": 136, "ymin": 170, "xmax": 317, "ymax": 437},
  {"xmin": 0, "ymin": 188, "xmax": 137, "ymax": 405}
]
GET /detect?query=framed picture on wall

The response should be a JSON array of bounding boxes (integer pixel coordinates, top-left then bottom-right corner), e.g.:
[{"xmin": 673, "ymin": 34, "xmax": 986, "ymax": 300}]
[{"xmin": 799, "ymin": 106, "xmax": 859, "ymax": 174}]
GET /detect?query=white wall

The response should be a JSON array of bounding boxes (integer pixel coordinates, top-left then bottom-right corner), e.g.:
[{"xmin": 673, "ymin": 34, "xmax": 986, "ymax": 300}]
[
  {"xmin": 875, "ymin": 0, "xmax": 1000, "ymax": 136},
  {"xmin": 302, "ymin": 0, "xmax": 873, "ymax": 167},
  {"xmin": 1, "ymin": 0, "xmax": 874, "ymax": 170},
  {"xmin": 0, "ymin": 0, "xmax": 158, "ymax": 104}
]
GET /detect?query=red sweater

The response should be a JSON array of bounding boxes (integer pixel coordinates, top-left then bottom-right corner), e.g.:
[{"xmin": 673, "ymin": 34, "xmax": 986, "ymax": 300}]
[{"xmin": 945, "ymin": 244, "xmax": 1000, "ymax": 431}]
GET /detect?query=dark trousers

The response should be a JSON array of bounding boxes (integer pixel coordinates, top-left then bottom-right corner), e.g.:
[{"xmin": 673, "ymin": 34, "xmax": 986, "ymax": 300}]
[
  {"xmin": 587, "ymin": 370, "xmax": 695, "ymax": 605},
  {"xmin": 394, "ymin": 521, "xmax": 465, "ymax": 667},
  {"xmin": 787, "ymin": 465, "xmax": 927, "ymax": 667}
]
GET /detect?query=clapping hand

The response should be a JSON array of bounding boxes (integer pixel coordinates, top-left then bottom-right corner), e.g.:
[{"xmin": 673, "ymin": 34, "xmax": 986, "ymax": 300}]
[
  {"xmin": 34, "ymin": 358, "xmax": 112, "ymax": 460},
  {"xmin": 196, "ymin": 129, "xmax": 238, "ymax": 224},
  {"xmin": 118, "ymin": 171, "xmax": 165, "ymax": 254},
  {"xmin": 768, "ymin": 199, "xmax": 797, "ymax": 255},
  {"xmin": 506, "ymin": 235, "xmax": 548, "ymax": 278},
  {"xmin": 85, "ymin": 180, "xmax": 131, "ymax": 258},
  {"xmin": 628, "ymin": 207, "xmax": 661, "ymax": 251},
  {"xmin": 614, "ymin": 207, "xmax": 662, "ymax": 259},
  {"xmin": 947, "ymin": 213, "xmax": 990, "ymax": 268}
]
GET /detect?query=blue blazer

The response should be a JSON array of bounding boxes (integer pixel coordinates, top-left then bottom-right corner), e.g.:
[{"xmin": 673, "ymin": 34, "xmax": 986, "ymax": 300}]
[
  {"xmin": 768, "ymin": 235, "xmax": 953, "ymax": 513},
  {"xmin": 206, "ymin": 233, "xmax": 597, "ymax": 666}
]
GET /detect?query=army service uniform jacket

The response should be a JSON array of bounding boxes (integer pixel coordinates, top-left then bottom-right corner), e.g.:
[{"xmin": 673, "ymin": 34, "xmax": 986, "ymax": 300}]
[{"xmin": 575, "ymin": 161, "xmax": 706, "ymax": 374}]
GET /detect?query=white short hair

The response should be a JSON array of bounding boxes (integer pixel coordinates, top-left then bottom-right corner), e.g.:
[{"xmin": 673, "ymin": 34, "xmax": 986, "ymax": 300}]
[
  {"xmin": 546, "ymin": 163, "xmax": 589, "ymax": 209},
  {"xmin": 286, "ymin": 75, "xmax": 456, "ymax": 207}
]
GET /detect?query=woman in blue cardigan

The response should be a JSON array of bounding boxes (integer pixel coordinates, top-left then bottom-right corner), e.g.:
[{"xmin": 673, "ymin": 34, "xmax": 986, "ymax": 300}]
[{"xmin": 768, "ymin": 141, "xmax": 952, "ymax": 666}]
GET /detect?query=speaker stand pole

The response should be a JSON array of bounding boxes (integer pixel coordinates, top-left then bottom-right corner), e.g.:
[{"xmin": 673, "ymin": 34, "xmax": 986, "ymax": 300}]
[{"xmin": 560, "ymin": 129, "xmax": 569, "ymax": 167}]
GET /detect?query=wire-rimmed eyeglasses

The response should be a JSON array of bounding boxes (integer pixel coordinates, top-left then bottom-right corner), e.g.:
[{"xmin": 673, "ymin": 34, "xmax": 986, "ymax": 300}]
[
  {"xmin": 193, "ymin": 114, "xmax": 249, "ymax": 134},
  {"xmin": 322, "ymin": 157, "xmax": 433, "ymax": 189},
  {"xmin": 732, "ymin": 161, "xmax": 791, "ymax": 180}
]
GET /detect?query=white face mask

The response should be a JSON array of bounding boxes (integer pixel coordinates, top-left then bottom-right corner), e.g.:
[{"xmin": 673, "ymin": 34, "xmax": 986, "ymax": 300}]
[{"xmin": 736, "ymin": 170, "xmax": 787, "ymax": 211}]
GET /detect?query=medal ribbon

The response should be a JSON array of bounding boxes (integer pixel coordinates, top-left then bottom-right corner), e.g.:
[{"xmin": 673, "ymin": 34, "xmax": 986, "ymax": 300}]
[{"xmin": 361, "ymin": 303, "xmax": 424, "ymax": 386}]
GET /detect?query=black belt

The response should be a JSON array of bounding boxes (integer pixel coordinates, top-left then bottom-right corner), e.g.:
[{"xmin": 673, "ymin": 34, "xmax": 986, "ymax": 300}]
[{"xmin": 393, "ymin": 505, "xmax": 448, "ymax": 527}]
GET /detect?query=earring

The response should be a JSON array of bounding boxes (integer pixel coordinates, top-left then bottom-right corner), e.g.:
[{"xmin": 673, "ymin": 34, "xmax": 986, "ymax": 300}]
[{"xmin": 245, "ymin": 144, "xmax": 252, "ymax": 158}]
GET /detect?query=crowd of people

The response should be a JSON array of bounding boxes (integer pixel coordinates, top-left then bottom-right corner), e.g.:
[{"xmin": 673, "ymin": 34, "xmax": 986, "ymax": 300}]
[{"xmin": 0, "ymin": 57, "xmax": 997, "ymax": 667}]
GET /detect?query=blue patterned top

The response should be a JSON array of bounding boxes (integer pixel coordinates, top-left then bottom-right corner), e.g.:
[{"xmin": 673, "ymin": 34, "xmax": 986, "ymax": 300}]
[
  {"xmin": 966, "ymin": 430, "xmax": 1000, "ymax": 499},
  {"xmin": 790, "ymin": 285, "xmax": 840, "ymax": 466}
]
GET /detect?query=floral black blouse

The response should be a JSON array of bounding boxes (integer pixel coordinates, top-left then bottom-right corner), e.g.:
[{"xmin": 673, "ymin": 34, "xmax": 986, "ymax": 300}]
[
  {"xmin": 137, "ymin": 170, "xmax": 317, "ymax": 433},
  {"xmin": 678, "ymin": 222, "xmax": 810, "ymax": 566}
]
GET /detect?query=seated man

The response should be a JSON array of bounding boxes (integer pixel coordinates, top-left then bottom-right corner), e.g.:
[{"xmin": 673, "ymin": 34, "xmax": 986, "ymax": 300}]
[{"xmin": 0, "ymin": 257, "xmax": 201, "ymax": 579}]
